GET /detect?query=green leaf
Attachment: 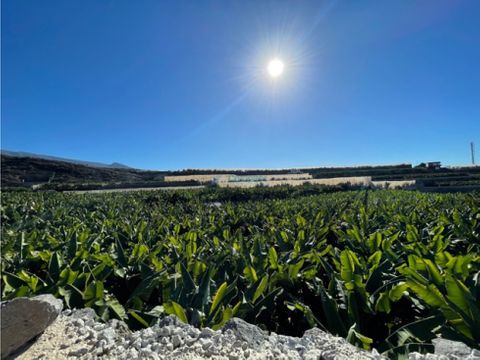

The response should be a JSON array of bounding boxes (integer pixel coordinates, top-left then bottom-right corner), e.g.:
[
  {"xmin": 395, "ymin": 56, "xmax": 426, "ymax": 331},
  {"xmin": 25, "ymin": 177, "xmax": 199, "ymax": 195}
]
[
  {"xmin": 48, "ymin": 252, "xmax": 62, "ymax": 282},
  {"xmin": 107, "ymin": 296, "xmax": 127, "ymax": 320},
  {"xmin": 445, "ymin": 275, "xmax": 471, "ymax": 317},
  {"xmin": 296, "ymin": 215, "xmax": 306, "ymax": 227},
  {"xmin": 180, "ymin": 262, "xmax": 196, "ymax": 293},
  {"xmin": 131, "ymin": 244, "xmax": 149, "ymax": 263},
  {"xmin": 164, "ymin": 301, "xmax": 188, "ymax": 323},
  {"xmin": 375, "ymin": 292, "xmax": 391, "ymax": 313},
  {"xmin": 340, "ymin": 250, "xmax": 361, "ymax": 290},
  {"xmin": 252, "ymin": 275, "xmax": 269, "ymax": 304},
  {"xmin": 243, "ymin": 266, "xmax": 258, "ymax": 283},
  {"xmin": 367, "ymin": 251, "xmax": 382, "ymax": 267},
  {"xmin": 67, "ymin": 233, "xmax": 77, "ymax": 258},
  {"xmin": 84, "ymin": 281, "xmax": 104, "ymax": 305},
  {"xmin": 288, "ymin": 259, "xmax": 304, "ymax": 279},
  {"xmin": 192, "ymin": 268, "xmax": 211, "ymax": 310},
  {"xmin": 389, "ymin": 282, "xmax": 408, "ymax": 302},
  {"xmin": 212, "ymin": 307, "xmax": 233, "ymax": 331},
  {"xmin": 347, "ymin": 324, "xmax": 373, "ymax": 350},
  {"xmin": 290, "ymin": 301, "xmax": 322, "ymax": 329},
  {"xmin": 268, "ymin": 247, "xmax": 278, "ymax": 269},
  {"xmin": 129, "ymin": 310, "xmax": 150, "ymax": 327},
  {"xmin": 423, "ymin": 259, "xmax": 443, "ymax": 287},
  {"xmin": 317, "ymin": 283, "xmax": 347, "ymax": 336},
  {"xmin": 115, "ymin": 238, "xmax": 128, "ymax": 267},
  {"xmin": 127, "ymin": 273, "xmax": 161, "ymax": 304},
  {"xmin": 406, "ymin": 279, "xmax": 447, "ymax": 311},
  {"xmin": 59, "ymin": 267, "xmax": 78, "ymax": 286},
  {"xmin": 210, "ymin": 282, "xmax": 228, "ymax": 316},
  {"xmin": 58, "ymin": 286, "xmax": 72, "ymax": 308},
  {"xmin": 386, "ymin": 315, "xmax": 443, "ymax": 347}
]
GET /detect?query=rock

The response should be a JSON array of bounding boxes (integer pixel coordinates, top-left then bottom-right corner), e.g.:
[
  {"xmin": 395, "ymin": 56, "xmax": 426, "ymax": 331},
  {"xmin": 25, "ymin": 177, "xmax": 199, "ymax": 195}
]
[
  {"xmin": 321, "ymin": 349, "xmax": 337, "ymax": 360},
  {"xmin": 99, "ymin": 328, "xmax": 117, "ymax": 344},
  {"xmin": 200, "ymin": 327, "xmax": 215, "ymax": 338},
  {"xmin": 471, "ymin": 349, "xmax": 480, "ymax": 359},
  {"xmin": 149, "ymin": 353, "xmax": 161, "ymax": 360},
  {"xmin": 187, "ymin": 327, "xmax": 200, "ymax": 338},
  {"xmin": 139, "ymin": 348, "xmax": 153, "ymax": 358},
  {"xmin": 200, "ymin": 338, "xmax": 213, "ymax": 350},
  {"xmin": 132, "ymin": 338, "xmax": 142, "ymax": 350},
  {"xmin": 304, "ymin": 349, "xmax": 322, "ymax": 360},
  {"xmin": 70, "ymin": 307, "xmax": 96, "ymax": 320},
  {"xmin": 126, "ymin": 347, "xmax": 139, "ymax": 358},
  {"xmin": 432, "ymin": 338, "xmax": 472, "ymax": 358},
  {"xmin": 157, "ymin": 315, "xmax": 183, "ymax": 328},
  {"xmin": 94, "ymin": 323, "xmax": 106, "ymax": 331},
  {"xmin": 72, "ymin": 318, "xmax": 85, "ymax": 327},
  {"xmin": 468, "ymin": 351, "xmax": 480, "ymax": 360},
  {"xmin": 142, "ymin": 339, "xmax": 151, "ymax": 348},
  {"xmin": 141, "ymin": 328, "xmax": 155, "ymax": 340},
  {"xmin": 1, "ymin": 294, "xmax": 63, "ymax": 358},
  {"xmin": 302, "ymin": 328, "xmax": 330, "ymax": 348},
  {"xmin": 222, "ymin": 318, "xmax": 268, "ymax": 347},
  {"xmin": 68, "ymin": 347, "xmax": 89, "ymax": 357},
  {"xmin": 172, "ymin": 327, "xmax": 183, "ymax": 336},
  {"xmin": 295, "ymin": 344, "xmax": 306, "ymax": 352},
  {"xmin": 172, "ymin": 334, "xmax": 183, "ymax": 348},
  {"xmin": 151, "ymin": 343, "xmax": 162, "ymax": 352},
  {"xmin": 109, "ymin": 319, "xmax": 130, "ymax": 335},
  {"xmin": 185, "ymin": 337, "xmax": 197, "ymax": 346},
  {"xmin": 158, "ymin": 326, "xmax": 170, "ymax": 337}
]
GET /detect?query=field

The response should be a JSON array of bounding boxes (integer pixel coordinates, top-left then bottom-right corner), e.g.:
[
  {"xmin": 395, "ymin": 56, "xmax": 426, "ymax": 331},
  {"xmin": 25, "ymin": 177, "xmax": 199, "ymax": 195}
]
[
  {"xmin": 1, "ymin": 186, "xmax": 479, "ymax": 357},
  {"xmin": 3, "ymin": 155, "xmax": 480, "ymax": 192}
]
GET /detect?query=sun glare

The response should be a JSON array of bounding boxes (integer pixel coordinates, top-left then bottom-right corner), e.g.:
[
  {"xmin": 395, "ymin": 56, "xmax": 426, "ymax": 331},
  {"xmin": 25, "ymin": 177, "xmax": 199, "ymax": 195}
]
[{"xmin": 267, "ymin": 58, "xmax": 284, "ymax": 78}]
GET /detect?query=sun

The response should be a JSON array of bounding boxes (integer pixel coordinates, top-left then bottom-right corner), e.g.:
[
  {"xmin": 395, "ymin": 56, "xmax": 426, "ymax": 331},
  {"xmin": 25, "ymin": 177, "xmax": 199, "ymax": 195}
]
[{"xmin": 267, "ymin": 58, "xmax": 284, "ymax": 78}]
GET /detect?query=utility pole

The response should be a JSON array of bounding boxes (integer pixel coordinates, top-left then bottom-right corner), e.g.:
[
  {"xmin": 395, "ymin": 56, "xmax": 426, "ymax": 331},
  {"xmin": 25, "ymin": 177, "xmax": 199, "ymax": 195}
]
[{"xmin": 471, "ymin": 142, "xmax": 476, "ymax": 165}]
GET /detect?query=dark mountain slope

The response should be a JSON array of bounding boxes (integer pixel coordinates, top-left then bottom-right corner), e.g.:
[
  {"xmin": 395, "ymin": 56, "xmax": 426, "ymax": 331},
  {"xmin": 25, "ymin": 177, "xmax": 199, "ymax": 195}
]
[
  {"xmin": 1, "ymin": 150, "xmax": 130, "ymax": 169},
  {"xmin": 1, "ymin": 155, "xmax": 165, "ymax": 187}
]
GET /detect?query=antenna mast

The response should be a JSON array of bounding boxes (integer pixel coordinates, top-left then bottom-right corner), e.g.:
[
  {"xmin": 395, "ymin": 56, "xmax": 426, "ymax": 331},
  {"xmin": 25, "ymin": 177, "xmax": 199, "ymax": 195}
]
[{"xmin": 471, "ymin": 142, "xmax": 476, "ymax": 165}]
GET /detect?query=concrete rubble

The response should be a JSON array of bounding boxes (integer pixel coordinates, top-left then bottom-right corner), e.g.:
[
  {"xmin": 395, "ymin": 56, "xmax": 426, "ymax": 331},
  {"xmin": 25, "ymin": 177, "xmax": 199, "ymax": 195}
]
[{"xmin": 2, "ymin": 295, "xmax": 478, "ymax": 360}]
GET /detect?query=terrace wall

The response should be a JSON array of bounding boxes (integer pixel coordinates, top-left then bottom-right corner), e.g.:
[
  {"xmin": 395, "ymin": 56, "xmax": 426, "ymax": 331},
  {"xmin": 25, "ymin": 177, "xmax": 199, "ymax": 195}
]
[{"xmin": 218, "ymin": 176, "xmax": 372, "ymax": 188}]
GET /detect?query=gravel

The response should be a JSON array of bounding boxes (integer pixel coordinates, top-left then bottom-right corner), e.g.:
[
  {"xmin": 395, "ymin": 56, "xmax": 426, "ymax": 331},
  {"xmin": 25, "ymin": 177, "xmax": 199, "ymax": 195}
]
[
  {"xmin": 13, "ymin": 310, "xmax": 384, "ymax": 359},
  {"xmin": 12, "ymin": 309, "xmax": 479, "ymax": 360}
]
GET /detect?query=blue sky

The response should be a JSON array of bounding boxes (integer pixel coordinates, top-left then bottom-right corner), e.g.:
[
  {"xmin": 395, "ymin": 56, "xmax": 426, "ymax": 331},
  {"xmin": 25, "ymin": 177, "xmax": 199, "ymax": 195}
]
[{"xmin": 2, "ymin": 0, "xmax": 479, "ymax": 170}]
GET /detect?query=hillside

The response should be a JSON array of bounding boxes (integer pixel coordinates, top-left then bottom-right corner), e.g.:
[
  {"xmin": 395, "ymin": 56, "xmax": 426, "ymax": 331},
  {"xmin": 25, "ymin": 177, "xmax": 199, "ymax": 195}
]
[
  {"xmin": 1, "ymin": 150, "xmax": 130, "ymax": 169},
  {"xmin": 2, "ymin": 154, "xmax": 480, "ymax": 191},
  {"xmin": 0, "ymin": 155, "xmax": 166, "ymax": 188}
]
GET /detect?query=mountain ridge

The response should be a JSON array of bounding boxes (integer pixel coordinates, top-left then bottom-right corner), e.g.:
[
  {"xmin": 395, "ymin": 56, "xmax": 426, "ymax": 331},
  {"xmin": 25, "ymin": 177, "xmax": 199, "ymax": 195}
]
[{"xmin": 1, "ymin": 150, "xmax": 131, "ymax": 169}]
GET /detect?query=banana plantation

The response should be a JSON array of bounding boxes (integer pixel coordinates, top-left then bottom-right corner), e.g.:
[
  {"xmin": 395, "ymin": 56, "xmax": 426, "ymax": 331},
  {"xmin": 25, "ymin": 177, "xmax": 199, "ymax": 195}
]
[{"xmin": 1, "ymin": 187, "xmax": 479, "ymax": 357}]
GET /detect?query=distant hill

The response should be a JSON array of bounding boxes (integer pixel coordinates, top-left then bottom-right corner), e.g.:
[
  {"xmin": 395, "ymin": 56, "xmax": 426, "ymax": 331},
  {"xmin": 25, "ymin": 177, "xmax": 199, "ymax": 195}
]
[
  {"xmin": 1, "ymin": 155, "xmax": 166, "ymax": 187},
  {"xmin": 1, "ymin": 150, "xmax": 131, "ymax": 169}
]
